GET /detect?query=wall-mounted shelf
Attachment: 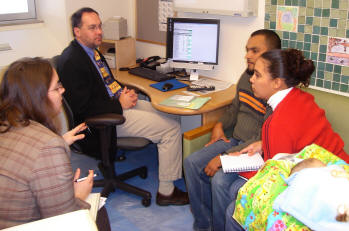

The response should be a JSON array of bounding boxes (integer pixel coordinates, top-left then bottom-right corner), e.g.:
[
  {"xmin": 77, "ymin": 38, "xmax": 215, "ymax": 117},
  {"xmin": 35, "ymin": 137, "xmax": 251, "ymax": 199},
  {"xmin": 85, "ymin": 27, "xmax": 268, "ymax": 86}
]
[{"xmin": 173, "ymin": 0, "xmax": 258, "ymax": 17}]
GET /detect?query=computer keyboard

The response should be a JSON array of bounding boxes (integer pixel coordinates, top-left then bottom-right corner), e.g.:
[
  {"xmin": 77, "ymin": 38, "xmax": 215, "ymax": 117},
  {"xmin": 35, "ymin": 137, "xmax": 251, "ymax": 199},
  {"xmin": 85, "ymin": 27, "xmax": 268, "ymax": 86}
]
[{"xmin": 128, "ymin": 67, "xmax": 173, "ymax": 82}]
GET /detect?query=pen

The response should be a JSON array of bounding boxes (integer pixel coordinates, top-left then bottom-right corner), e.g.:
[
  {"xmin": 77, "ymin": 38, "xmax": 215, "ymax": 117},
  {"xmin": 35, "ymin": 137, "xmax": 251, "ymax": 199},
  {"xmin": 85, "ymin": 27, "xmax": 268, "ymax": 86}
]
[
  {"xmin": 86, "ymin": 125, "xmax": 92, "ymax": 134},
  {"xmin": 74, "ymin": 173, "xmax": 97, "ymax": 182}
]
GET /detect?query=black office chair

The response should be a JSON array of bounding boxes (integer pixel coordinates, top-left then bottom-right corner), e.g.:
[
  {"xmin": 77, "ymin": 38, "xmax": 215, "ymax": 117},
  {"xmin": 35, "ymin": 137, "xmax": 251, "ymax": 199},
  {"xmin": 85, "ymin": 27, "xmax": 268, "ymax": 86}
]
[
  {"xmin": 51, "ymin": 54, "xmax": 152, "ymax": 206},
  {"xmin": 62, "ymin": 97, "xmax": 152, "ymax": 206}
]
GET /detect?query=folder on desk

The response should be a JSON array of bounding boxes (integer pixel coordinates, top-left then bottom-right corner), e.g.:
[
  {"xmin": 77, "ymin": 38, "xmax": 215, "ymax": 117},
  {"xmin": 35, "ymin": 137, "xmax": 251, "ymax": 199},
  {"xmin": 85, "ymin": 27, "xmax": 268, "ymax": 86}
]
[{"xmin": 150, "ymin": 79, "xmax": 188, "ymax": 92}]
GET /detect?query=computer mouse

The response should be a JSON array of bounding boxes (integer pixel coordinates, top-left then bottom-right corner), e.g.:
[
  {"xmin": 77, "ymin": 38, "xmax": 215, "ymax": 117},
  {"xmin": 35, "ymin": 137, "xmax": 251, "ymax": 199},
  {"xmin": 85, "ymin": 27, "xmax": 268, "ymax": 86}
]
[{"xmin": 162, "ymin": 83, "xmax": 174, "ymax": 91}]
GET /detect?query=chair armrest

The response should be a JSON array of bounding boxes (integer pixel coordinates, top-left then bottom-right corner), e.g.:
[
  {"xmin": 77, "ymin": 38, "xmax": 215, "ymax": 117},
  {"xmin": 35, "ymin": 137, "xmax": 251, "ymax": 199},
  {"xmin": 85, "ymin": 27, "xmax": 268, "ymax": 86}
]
[
  {"xmin": 183, "ymin": 122, "xmax": 215, "ymax": 159},
  {"xmin": 85, "ymin": 113, "xmax": 125, "ymax": 126},
  {"xmin": 183, "ymin": 122, "xmax": 216, "ymax": 140}
]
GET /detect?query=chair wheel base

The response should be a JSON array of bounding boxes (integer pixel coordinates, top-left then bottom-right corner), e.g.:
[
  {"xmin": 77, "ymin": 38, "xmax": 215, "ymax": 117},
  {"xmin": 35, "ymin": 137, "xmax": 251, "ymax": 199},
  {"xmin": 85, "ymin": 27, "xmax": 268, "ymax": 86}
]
[
  {"xmin": 96, "ymin": 162, "xmax": 151, "ymax": 204},
  {"xmin": 142, "ymin": 198, "xmax": 151, "ymax": 207},
  {"xmin": 116, "ymin": 155, "xmax": 126, "ymax": 161},
  {"xmin": 139, "ymin": 167, "xmax": 147, "ymax": 179}
]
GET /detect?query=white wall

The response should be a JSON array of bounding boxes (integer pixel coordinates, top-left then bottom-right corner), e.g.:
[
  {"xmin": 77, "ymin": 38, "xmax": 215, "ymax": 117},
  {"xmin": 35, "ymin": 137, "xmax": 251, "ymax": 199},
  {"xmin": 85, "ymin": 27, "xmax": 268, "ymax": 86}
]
[
  {"xmin": 36, "ymin": 0, "xmax": 69, "ymax": 48},
  {"xmin": 0, "ymin": 0, "xmax": 134, "ymax": 69},
  {"xmin": 134, "ymin": 0, "xmax": 266, "ymax": 84},
  {"xmin": 0, "ymin": 23, "xmax": 63, "ymax": 68}
]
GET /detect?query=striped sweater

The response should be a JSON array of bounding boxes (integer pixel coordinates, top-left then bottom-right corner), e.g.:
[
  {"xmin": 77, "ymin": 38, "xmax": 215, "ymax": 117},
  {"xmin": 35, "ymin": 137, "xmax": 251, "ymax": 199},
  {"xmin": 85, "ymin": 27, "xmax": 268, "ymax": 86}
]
[{"xmin": 219, "ymin": 71, "xmax": 269, "ymax": 154}]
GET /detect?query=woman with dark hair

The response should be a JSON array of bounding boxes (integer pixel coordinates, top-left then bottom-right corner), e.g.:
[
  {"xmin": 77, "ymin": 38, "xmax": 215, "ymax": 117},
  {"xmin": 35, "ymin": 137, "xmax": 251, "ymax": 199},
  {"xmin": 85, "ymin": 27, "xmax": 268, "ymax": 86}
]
[
  {"xmin": 240, "ymin": 48, "xmax": 348, "ymax": 162},
  {"xmin": 0, "ymin": 57, "xmax": 96, "ymax": 229}
]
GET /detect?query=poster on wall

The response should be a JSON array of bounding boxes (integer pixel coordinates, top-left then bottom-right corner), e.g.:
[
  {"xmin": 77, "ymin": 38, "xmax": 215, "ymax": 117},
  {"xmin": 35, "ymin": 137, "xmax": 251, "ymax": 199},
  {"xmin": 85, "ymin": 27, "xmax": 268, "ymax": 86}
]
[
  {"xmin": 276, "ymin": 6, "xmax": 299, "ymax": 32},
  {"xmin": 158, "ymin": 0, "xmax": 174, "ymax": 32},
  {"xmin": 327, "ymin": 37, "xmax": 349, "ymax": 67}
]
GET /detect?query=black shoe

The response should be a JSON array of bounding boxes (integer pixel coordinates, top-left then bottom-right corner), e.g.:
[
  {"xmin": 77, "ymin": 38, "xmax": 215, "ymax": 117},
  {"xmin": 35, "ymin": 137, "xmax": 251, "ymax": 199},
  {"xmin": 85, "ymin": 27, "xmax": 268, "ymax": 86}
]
[{"xmin": 156, "ymin": 187, "xmax": 189, "ymax": 206}]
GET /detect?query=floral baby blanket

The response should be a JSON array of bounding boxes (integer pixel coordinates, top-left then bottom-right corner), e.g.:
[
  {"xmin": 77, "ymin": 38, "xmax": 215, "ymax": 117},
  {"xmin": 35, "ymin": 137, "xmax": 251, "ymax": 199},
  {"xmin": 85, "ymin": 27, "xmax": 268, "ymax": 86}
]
[{"xmin": 233, "ymin": 144, "xmax": 349, "ymax": 231}]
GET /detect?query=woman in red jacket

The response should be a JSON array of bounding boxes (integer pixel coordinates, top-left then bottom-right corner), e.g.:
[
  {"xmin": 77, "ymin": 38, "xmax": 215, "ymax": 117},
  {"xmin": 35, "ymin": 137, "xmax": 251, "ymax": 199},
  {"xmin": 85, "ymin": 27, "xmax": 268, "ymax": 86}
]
[
  {"xmin": 225, "ymin": 48, "xmax": 349, "ymax": 231},
  {"xmin": 240, "ymin": 48, "xmax": 349, "ymax": 163}
]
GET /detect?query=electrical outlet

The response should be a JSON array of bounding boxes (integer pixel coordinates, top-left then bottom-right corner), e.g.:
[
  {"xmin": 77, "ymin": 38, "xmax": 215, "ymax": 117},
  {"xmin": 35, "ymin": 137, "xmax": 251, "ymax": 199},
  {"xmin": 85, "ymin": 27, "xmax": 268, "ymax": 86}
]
[{"xmin": 0, "ymin": 43, "xmax": 12, "ymax": 51}]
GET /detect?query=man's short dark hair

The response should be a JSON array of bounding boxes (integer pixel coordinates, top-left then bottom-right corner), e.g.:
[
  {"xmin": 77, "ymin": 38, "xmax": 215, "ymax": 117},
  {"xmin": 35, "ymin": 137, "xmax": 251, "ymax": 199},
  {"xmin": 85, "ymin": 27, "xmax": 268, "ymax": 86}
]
[
  {"xmin": 71, "ymin": 7, "xmax": 99, "ymax": 37},
  {"xmin": 251, "ymin": 29, "xmax": 281, "ymax": 50}
]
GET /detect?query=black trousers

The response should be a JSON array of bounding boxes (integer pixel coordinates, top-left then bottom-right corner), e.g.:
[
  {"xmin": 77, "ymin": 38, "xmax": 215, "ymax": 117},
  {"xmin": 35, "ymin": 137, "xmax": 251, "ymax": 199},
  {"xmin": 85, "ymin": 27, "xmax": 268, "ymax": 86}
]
[{"xmin": 96, "ymin": 206, "xmax": 111, "ymax": 231}]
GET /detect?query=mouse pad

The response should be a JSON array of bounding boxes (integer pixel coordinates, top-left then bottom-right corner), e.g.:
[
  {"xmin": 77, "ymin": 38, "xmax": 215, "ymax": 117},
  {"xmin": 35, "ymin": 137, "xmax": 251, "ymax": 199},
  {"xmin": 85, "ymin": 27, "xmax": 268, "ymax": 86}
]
[{"xmin": 150, "ymin": 79, "xmax": 188, "ymax": 92}]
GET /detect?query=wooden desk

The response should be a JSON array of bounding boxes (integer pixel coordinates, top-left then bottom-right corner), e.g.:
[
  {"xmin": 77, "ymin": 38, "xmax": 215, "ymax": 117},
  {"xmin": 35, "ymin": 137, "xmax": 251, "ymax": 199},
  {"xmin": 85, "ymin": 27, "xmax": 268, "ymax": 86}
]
[{"xmin": 113, "ymin": 70, "xmax": 236, "ymax": 124}]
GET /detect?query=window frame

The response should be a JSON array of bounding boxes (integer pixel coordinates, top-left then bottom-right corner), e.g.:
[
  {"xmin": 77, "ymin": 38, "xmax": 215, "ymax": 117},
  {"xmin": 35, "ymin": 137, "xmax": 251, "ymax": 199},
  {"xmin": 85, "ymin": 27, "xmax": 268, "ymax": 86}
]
[{"xmin": 0, "ymin": 0, "xmax": 36, "ymax": 22}]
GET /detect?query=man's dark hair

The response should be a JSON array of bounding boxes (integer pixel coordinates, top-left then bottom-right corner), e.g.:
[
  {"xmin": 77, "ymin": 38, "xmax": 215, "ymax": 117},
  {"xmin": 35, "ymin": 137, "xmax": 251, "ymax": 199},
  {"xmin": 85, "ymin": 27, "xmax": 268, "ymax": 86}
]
[
  {"xmin": 71, "ymin": 7, "xmax": 99, "ymax": 37},
  {"xmin": 251, "ymin": 29, "xmax": 281, "ymax": 50}
]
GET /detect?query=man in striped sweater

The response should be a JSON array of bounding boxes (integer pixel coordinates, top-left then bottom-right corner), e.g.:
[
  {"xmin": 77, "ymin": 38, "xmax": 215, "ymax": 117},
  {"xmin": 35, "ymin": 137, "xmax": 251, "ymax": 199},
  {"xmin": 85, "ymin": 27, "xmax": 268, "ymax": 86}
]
[{"xmin": 184, "ymin": 29, "xmax": 281, "ymax": 231}]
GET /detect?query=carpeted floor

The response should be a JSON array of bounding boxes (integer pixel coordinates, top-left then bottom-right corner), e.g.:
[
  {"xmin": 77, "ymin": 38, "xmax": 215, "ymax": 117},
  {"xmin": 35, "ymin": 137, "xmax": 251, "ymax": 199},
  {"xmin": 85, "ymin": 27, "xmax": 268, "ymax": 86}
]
[{"xmin": 71, "ymin": 143, "xmax": 193, "ymax": 231}]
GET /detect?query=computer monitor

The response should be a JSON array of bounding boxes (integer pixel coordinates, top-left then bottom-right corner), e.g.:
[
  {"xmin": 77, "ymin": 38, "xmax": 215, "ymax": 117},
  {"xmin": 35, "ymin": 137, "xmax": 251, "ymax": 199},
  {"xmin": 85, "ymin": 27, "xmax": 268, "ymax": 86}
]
[{"xmin": 166, "ymin": 17, "xmax": 220, "ymax": 80}]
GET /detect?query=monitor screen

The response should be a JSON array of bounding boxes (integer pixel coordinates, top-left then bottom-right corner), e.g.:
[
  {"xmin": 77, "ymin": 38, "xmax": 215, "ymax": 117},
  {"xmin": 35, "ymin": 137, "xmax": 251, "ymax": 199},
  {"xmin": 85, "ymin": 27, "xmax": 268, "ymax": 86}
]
[{"xmin": 166, "ymin": 18, "xmax": 220, "ymax": 66}]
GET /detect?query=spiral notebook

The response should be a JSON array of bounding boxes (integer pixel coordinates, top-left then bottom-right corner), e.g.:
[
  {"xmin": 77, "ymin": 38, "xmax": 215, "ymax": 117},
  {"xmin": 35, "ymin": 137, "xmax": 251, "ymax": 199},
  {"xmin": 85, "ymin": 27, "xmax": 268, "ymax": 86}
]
[{"xmin": 220, "ymin": 153, "xmax": 265, "ymax": 173}]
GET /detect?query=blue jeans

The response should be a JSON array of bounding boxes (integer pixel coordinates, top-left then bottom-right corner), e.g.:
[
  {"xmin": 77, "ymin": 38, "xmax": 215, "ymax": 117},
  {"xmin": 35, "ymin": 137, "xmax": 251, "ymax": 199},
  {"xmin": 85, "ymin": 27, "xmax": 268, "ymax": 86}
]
[
  {"xmin": 183, "ymin": 138, "xmax": 242, "ymax": 231},
  {"xmin": 225, "ymin": 177, "xmax": 246, "ymax": 231}
]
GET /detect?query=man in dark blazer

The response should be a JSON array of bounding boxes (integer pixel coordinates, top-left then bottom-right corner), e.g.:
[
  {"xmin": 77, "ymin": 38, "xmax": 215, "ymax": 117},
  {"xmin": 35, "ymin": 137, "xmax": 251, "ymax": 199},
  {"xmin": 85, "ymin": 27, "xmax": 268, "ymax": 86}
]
[{"xmin": 56, "ymin": 7, "xmax": 188, "ymax": 206}]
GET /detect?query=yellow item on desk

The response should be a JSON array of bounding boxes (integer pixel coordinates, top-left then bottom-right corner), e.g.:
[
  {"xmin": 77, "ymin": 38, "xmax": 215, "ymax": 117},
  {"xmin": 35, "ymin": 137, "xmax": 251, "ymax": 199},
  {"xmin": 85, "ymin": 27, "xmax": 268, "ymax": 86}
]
[{"xmin": 160, "ymin": 95, "xmax": 211, "ymax": 110}]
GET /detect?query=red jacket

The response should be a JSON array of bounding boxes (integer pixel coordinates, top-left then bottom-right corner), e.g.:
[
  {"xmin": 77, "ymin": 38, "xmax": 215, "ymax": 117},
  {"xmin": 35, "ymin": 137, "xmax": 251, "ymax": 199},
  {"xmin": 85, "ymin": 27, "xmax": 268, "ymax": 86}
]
[{"xmin": 240, "ymin": 88, "xmax": 348, "ymax": 179}]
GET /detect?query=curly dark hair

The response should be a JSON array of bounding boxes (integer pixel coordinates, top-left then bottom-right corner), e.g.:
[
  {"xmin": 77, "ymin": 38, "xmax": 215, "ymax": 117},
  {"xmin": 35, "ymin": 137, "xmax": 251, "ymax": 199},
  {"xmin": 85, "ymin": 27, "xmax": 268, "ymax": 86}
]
[{"xmin": 260, "ymin": 48, "xmax": 315, "ymax": 87}]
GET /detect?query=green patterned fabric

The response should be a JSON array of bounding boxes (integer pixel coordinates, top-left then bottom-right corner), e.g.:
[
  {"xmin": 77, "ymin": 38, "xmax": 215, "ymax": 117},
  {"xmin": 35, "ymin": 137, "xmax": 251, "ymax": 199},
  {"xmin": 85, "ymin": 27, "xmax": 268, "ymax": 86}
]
[{"xmin": 233, "ymin": 144, "xmax": 349, "ymax": 231}]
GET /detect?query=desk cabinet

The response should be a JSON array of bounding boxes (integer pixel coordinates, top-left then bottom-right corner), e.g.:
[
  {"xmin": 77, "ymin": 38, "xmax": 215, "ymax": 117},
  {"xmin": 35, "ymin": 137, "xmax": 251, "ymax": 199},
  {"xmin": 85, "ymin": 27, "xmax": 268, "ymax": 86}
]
[{"xmin": 99, "ymin": 37, "xmax": 136, "ymax": 70}]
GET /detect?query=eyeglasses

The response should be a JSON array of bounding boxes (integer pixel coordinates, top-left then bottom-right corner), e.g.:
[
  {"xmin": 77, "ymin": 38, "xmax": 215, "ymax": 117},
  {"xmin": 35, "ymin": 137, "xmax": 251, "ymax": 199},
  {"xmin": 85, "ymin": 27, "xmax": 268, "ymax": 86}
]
[
  {"xmin": 49, "ymin": 82, "xmax": 64, "ymax": 92},
  {"xmin": 87, "ymin": 24, "xmax": 102, "ymax": 32}
]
